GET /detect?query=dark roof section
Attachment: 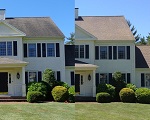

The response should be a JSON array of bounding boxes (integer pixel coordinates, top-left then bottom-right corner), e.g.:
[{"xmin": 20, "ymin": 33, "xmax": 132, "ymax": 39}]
[
  {"xmin": 65, "ymin": 45, "xmax": 75, "ymax": 66},
  {"xmin": 5, "ymin": 17, "xmax": 64, "ymax": 38},
  {"xmin": 76, "ymin": 16, "xmax": 135, "ymax": 41},
  {"xmin": 135, "ymin": 46, "xmax": 149, "ymax": 68}
]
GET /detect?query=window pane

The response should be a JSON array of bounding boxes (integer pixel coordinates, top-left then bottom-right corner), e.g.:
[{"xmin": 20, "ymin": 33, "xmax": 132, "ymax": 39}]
[
  {"xmin": 29, "ymin": 72, "xmax": 37, "ymax": 82},
  {"xmin": 7, "ymin": 42, "xmax": 12, "ymax": 56},
  {"xmin": 75, "ymin": 45, "xmax": 79, "ymax": 58},
  {"xmin": 100, "ymin": 46, "xmax": 107, "ymax": 59},
  {"xmin": 47, "ymin": 43, "xmax": 55, "ymax": 57},
  {"xmin": 0, "ymin": 42, "xmax": 6, "ymax": 56},
  {"xmin": 28, "ymin": 44, "xmax": 36, "ymax": 57},
  {"xmin": 80, "ymin": 45, "xmax": 84, "ymax": 58},
  {"xmin": 118, "ymin": 46, "xmax": 125, "ymax": 59},
  {"xmin": 100, "ymin": 73, "xmax": 108, "ymax": 83}
]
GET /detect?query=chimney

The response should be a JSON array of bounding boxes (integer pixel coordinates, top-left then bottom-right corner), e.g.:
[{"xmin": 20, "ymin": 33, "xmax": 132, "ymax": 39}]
[
  {"xmin": 75, "ymin": 8, "xmax": 78, "ymax": 19},
  {"xmin": 0, "ymin": 9, "xmax": 5, "ymax": 20}
]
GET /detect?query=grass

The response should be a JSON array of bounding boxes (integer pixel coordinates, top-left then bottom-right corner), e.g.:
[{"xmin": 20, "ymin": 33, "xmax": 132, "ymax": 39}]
[
  {"xmin": 75, "ymin": 102, "xmax": 150, "ymax": 120},
  {"xmin": 0, "ymin": 102, "xmax": 75, "ymax": 120}
]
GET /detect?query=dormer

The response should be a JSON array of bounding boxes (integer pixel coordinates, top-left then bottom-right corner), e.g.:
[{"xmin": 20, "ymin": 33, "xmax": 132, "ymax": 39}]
[{"xmin": 0, "ymin": 9, "xmax": 5, "ymax": 20}]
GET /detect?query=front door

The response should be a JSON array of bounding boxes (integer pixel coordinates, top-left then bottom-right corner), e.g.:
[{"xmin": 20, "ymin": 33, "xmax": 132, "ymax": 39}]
[
  {"xmin": 75, "ymin": 74, "xmax": 80, "ymax": 92},
  {"xmin": 0, "ymin": 72, "xmax": 8, "ymax": 93}
]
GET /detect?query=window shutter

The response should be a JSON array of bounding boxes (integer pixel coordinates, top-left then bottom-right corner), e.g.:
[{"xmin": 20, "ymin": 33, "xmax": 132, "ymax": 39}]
[
  {"xmin": 96, "ymin": 73, "xmax": 99, "ymax": 86},
  {"xmin": 57, "ymin": 71, "xmax": 61, "ymax": 81},
  {"xmin": 38, "ymin": 71, "xmax": 42, "ymax": 82},
  {"xmin": 13, "ymin": 41, "xmax": 17, "ymax": 56},
  {"xmin": 109, "ymin": 73, "xmax": 112, "ymax": 84},
  {"xmin": 141, "ymin": 73, "xmax": 145, "ymax": 87},
  {"xmin": 71, "ymin": 72, "xmax": 75, "ymax": 85},
  {"xmin": 25, "ymin": 72, "xmax": 28, "ymax": 85},
  {"xmin": 56, "ymin": 43, "xmax": 60, "ymax": 57},
  {"xmin": 23, "ymin": 44, "xmax": 27, "ymax": 57},
  {"xmin": 42, "ymin": 43, "xmax": 46, "ymax": 57},
  {"xmin": 37, "ymin": 43, "xmax": 41, "ymax": 57},
  {"xmin": 95, "ymin": 46, "xmax": 99, "ymax": 60},
  {"xmin": 113, "ymin": 46, "xmax": 117, "ymax": 60},
  {"xmin": 85, "ymin": 45, "xmax": 89, "ymax": 59},
  {"xmin": 109, "ymin": 46, "xmax": 112, "ymax": 59},
  {"xmin": 127, "ymin": 73, "xmax": 131, "ymax": 83},
  {"xmin": 127, "ymin": 46, "xmax": 130, "ymax": 60}
]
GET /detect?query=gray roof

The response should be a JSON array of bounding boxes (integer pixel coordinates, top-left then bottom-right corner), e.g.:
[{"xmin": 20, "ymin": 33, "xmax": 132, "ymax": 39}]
[
  {"xmin": 76, "ymin": 16, "xmax": 135, "ymax": 41},
  {"xmin": 5, "ymin": 17, "xmax": 64, "ymax": 38},
  {"xmin": 136, "ymin": 46, "xmax": 150, "ymax": 68}
]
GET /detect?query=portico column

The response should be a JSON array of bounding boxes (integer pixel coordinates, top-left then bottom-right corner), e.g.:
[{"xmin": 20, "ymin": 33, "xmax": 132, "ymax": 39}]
[
  {"xmin": 93, "ymin": 70, "xmax": 96, "ymax": 97},
  {"xmin": 22, "ymin": 67, "xmax": 26, "ymax": 96}
]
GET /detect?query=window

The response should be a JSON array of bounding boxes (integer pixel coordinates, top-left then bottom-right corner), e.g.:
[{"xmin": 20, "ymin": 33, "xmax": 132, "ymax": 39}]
[
  {"xmin": 80, "ymin": 45, "xmax": 84, "ymax": 58},
  {"xmin": 100, "ymin": 46, "xmax": 107, "ymax": 59},
  {"xmin": 29, "ymin": 72, "xmax": 37, "ymax": 82},
  {"xmin": 47, "ymin": 43, "xmax": 55, "ymax": 57},
  {"xmin": 28, "ymin": 44, "xmax": 36, "ymax": 57},
  {"xmin": 122, "ymin": 73, "xmax": 126, "ymax": 82},
  {"xmin": 145, "ymin": 73, "xmax": 150, "ymax": 87},
  {"xmin": 0, "ymin": 42, "xmax": 6, "ymax": 56},
  {"xmin": 7, "ymin": 42, "xmax": 12, "ymax": 56},
  {"xmin": 118, "ymin": 46, "xmax": 125, "ymax": 59},
  {"xmin": 100, "ymin": 73, "xmax": 108, "ymax": 83},
  {"xmin": 75, "ymin": 45, "xmax": 79, "ymax": 58}
]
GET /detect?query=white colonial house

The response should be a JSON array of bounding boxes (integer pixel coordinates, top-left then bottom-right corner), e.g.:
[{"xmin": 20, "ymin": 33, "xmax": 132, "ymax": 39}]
[
  {"xmin": 75, "ymin": 8, "xmax": 150, "ymax": 97},
  {"xmin": 0, "ymin": 9, "xmax": 75, "ymax": 97}
]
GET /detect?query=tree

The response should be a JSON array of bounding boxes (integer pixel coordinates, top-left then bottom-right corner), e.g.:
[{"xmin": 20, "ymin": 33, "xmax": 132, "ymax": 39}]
[
  {"xmin": 66, "ymin": 32, "xmax": 75, "ymax": 45},
  {"xmin": 139, "ymin": 36, "xmax": 147, "ymax": 45},
  {"xmin": 126, "ymin": 20, "xmax": 140, "ymax": 42},
  {"xmin": 146, "ymin": 33, "xmax": 150, "ymax": 45}
]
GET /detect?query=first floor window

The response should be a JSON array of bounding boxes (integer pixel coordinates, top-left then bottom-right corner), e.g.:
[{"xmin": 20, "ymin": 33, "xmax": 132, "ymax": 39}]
[
  {"xmin": 100, "ymin": 73, "xmax": 108, "ymax": 83},
  {"xmin": 47, "ymin": 43, "xmax": 55, "ymax": 57},
  {"xmin": 145, "ymin": 73, "xmax": 150, "ymax": 87},
  {"xmin": 100, "ymin": 46, "xmax": 107, "ymax": 59},
  {"xmin": 29, "ymin": 72, "xmax": 37, "ymax": 82},
  {"xmin": 122, "ymin": 73, "xmax": 126, "ymax": 82},
  {"xmin": 28, "ymin": 44, "xmax": 36, "ymax": 57},
  {"xmin": 118, "ymin": 46, "xmax": 125, "ymax": 59}
]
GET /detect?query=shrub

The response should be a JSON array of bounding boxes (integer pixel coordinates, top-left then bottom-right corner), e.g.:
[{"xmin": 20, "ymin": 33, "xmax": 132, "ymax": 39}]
[
  {"xmin": 56, "ymin": 81, "xmax": 70, "ymax": 89},
  {"xmin": 68, "ymin": 86, "xmax": 75, "ymax": 103},
  {"xmin": 126, "ymin": 84, "xmax": 137, "ymax": 92},
  {"xmin": 96, "ymin": 92, "xmax": 111, "ymax": 103},
  {"xmin": 51, "ymin": 86, "xmax": 69, "ymax": 102},
  {"xmin": 68, "ymin": 86, "xmax": 75, "ymax": 95},
  {"xmin": 96, "ymin": 83, "xmax": 115, "ymax": 99},
  {"xmin": 135, "ymin": 88, "xmax": 150, "ymax": 104},
  {"xmin": 119, "ymin": 88, "xmax": 136, "ymax": 103},
  {"xmin": 27, "ymin": 91, "xmax": 44, "ymax": 103}
]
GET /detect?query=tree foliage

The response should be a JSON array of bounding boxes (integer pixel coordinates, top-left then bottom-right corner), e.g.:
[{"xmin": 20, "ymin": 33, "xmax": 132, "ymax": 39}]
[{"xmin": 66, "ymin": 32, "xmax": 75, "ymax": 45}]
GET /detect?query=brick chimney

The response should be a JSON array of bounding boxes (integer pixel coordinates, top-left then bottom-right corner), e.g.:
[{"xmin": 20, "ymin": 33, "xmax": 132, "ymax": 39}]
[
  {"xmin": 0, "ymin": 9, "xmax": 5, "ymax": 20},
  {"xmin": 75, "ymin": 8, "xmax": 79, "ymax": 19}
]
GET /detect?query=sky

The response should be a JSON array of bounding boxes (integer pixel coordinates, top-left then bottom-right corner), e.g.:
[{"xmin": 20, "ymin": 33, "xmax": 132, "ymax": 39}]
[
  {"xmin": 75, "ymin": 0, "xmax": 150, "ymax": 38},
  {"xmin": 0, "ymin": 0, "xmax": 74, "ymax": 41}
]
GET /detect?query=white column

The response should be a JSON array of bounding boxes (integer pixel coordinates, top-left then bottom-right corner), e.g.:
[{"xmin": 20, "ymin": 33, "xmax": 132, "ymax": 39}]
[
  {"xmin": 22, "ymin": 67, "xmax": 26, "ymax": 96},
  {"xmin": 93, "ymin": 70, "xmax": 96, "ymax": 97}
]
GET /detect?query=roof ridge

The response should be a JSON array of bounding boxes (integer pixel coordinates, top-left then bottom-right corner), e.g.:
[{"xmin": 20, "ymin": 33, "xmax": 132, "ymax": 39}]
[
  {"xmin": 6, "ymin": 17, "xmax": 50, "ymax": 19},
  {"xmin": 79, "ymin": 15, "xmax": 124, "ymax": 17}
]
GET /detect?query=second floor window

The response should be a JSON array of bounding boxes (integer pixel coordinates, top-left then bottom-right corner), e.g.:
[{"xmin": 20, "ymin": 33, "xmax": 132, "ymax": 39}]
[
  {"xmin": 100, "ymin": 46, "xmax": 107, "ymax": 59},
  {"xmin": 28, "ymin": 44, "xmax": 36, "ymax": 57},
  {"xmin": 80, "ymin": 45, "xmax": 84, "ymax": 58},
  {"xmin": 47, "ymin": 43, "xmax": 55, "ymax": 57},
  {"xmin": 0, "ymin": 42, "xmax": 6, "ymax": 56},
  {"xmin": 75, "ymin": 45, "xmax": 89, "ymax": 59},
  {"xmin": 118, "ymin": 46, "xmax": 125, "ymax": 59}
]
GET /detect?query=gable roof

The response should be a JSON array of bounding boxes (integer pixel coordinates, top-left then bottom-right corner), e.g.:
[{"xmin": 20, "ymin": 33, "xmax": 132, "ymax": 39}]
[
  {"xmin": 5, "ymin": 17, "xmax": 64, "ymax": 38},
  {"xmin": 135, "ymin": 46, "xmax": 150, "ymax": 68},
  {"xmin": 75, "ymin": 16, "xmax": 135, "ymax": 41}
]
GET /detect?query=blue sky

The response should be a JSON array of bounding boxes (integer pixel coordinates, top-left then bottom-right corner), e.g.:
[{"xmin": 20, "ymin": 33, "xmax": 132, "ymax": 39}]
[
  {"xmin": 75, "ymin": 0, "xmax": 150, "ymax": 38},
  {"xmin": 0, "ymin": 0, "xmax": 74, "ymax": 41}
]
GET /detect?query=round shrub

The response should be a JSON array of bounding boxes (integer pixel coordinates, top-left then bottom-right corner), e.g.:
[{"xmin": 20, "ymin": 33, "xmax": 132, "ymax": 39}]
[
  {"xmin": 55, "ymin": 81, "xmax": 70, "ymax": 89},
  {"xmin": 126, "ymin": 84, "xmax": 137, "ymax": 92},
  {"xmin": 119, "ymin": 88, "xmax": 135, "ymax": 103},
  {"xmin": 135, "ymin": 88, "xmax": 150, "ymax": 104},
  {"xmin": 96, "ymin": 92, "xmax": 111, "ymax": 103},
  {"xmin": 68, "ymin": 86, "xmax": 75, "ymax": 103},
  {"xmin": 96, "ymin": 83, "xmax": 115, "ymax": 99},
  {"xmin": 51, "ymin": 86, "xmax": 69, "ymax": 102},
  {"xmin": 27, "ymin": 91, "xmax": 44, "ymax": 103}
]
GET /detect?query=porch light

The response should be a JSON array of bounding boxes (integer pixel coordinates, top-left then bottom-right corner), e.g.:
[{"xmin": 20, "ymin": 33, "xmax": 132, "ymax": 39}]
[
  {"xmin": 17, "ymin": 72, "xmax": 20, "ymax": 79},
  {"xmin": 88, "ymin": 74, "xmax": 91, "ymax": 81}
]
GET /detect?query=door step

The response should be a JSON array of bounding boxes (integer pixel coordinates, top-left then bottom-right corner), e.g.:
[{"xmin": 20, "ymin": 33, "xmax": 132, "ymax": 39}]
[{"xmin": 0, "ymin": 96, "xmax": 26, "ymax": 102}]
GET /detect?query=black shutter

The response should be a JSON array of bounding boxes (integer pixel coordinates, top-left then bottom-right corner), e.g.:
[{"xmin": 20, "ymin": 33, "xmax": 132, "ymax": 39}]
[
  {"xmin": 85, "ymin": 45, "xmax": 89, "ymax": 59},
  {"xmin": 109, "ymin": 46, "xmax": 112, "ymax": 59},
  {"xmin": 25, "ymin": 72, "xmax": 28, "ymax": 85},
  {"xmin": 71, "ymin": 72, "xmax": 75, "ymax": 85},
  {"xmin": 113, "ymin": 46, "xmax": 117, "ymax": 60},
  {"xmin": 42, "ymin": 43, "xmax": 46, "ymax": 57},
  {"xmin": 57, "ymin": 71, "xmax": 61, "ymax": 81},
  {"xmin": 95, "ymin": 46, "xmax": 99, "ymax": 60},
  {"xmin": 38, "ymin": 71, "xmax": 42, "ymax": 82},
  {"xmin": 127, "ymin": 73, "xmax": 131, "ymax": 83},
  {"xmin": 96, "ymin": 73, "xmax": 99, "ymax": 86},
  {"xmin": 109, "ymin": 73, "xmax": 112, "ymax": 84},
  {"xmin": 37, "ymin": 43, "xmax": 41, "ymax": 57},
  {"xmin": 23, "ymin": 44, "xmax": 27, "ymax": 57},
  {"xmin": 56, "ymin": 43, "xmax": 60, "ymax": 57},
  {"xmin": 13, "ymin": 41, "xmax": 17, "ymax": 56},
  {"xmin": 141, "ymin": 73, "xmax": 145, "ymax": 87},
  {"xmin": 127, "ymin": 46, "xmax": 130, "ymax": 60}
]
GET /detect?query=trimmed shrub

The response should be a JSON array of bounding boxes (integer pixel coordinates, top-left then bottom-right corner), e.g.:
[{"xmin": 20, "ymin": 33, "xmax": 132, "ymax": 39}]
[
  {"xmin": 51, "ymin": 86, "xmax": 69, "ymax": 102},
  {"xmin": 27, "ymin": 91, "xmax": 44, "ymax": 103},
  {"xmin": 56, "ymin": 81, "xmax": 70, "ymax": 89},
  {"xmin": 68, "ymin": 86, "xmax": 75, "ymax": 103},
  {"xmin": 96, "ymin": 92, "xmax": 111, "ymax": 103},
  {"xmin": 119, "ymin": 88, "xmax": 136, "ymax": 103},
  {"xmin": 126, "ymin": 84, "xmax": 137, "ymax": 92},
  {"xmin": 96, "ymin": 83, "xmax": 115, "ymax": 99},
  {"xmin": 135, "ymin": 88, "xmax": 150, "ymax": 104}
]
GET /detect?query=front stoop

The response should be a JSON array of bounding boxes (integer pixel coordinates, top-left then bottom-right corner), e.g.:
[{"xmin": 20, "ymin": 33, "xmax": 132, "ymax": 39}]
[
  {"xmin": 0, "ymin": 96, "xmax": 26, "ymax": 102},
  {"xmin": 75, "ymin": 96, "xmax": 96, "ymax": 102}
]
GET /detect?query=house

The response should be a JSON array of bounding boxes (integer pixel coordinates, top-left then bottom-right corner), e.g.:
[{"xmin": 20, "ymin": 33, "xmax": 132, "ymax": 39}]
[
  {"xmin": 0, "ymin": 9, "xmax": 74, "ymax": 96},
  {"xmin": 75, "ymin": 8, "xmax": 150, "ymax": 97}
]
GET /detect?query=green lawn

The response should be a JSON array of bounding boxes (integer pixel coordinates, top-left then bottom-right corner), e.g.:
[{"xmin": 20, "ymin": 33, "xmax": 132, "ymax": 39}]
[
  {"xmin": 0, "ymin": 102, "xmax": 75, "ymax": 120},
  {"xmin": 75, "ymin": 102, "xmax": 150, "ymax": 120}
]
